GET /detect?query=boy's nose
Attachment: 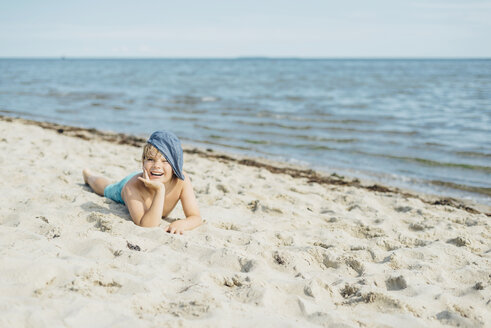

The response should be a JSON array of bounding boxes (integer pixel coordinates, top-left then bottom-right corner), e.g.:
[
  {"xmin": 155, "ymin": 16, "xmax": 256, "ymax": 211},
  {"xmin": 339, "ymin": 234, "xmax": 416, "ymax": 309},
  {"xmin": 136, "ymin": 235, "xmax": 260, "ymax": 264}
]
[{"xmin": 153, "ymin": 160, "xmax": 164, "ymax": 168}]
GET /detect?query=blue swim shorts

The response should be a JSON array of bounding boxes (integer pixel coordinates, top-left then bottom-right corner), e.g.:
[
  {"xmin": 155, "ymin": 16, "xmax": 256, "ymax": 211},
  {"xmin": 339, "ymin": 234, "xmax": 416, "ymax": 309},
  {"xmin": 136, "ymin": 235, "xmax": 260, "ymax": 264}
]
[{"xmin": 104, "ymin": 172, "xmax": 140, "ymax": 204}]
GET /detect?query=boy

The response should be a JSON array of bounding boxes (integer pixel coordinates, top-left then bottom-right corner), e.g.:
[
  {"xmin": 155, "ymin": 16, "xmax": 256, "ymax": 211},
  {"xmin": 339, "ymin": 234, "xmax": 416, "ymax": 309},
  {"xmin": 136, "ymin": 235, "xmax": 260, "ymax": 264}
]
[{"xmin": 82, "ymin": 130, "xmax": 202, "ymax": 234}]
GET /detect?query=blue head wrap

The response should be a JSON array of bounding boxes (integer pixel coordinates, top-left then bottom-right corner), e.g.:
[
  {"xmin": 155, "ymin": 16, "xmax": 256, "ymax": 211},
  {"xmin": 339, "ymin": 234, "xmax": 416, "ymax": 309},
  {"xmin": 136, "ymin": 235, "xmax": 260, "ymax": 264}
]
[{"xmin": 147, "ymin": 130, "xmax": 185, "ymax": 180}]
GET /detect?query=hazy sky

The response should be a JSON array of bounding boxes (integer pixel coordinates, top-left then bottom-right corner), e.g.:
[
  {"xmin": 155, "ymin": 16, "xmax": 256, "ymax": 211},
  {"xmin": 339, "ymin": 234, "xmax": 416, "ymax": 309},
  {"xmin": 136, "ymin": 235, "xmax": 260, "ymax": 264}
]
[{"xmin": 1, "ymin": 0, "xmax": 489, "ymax": 57}]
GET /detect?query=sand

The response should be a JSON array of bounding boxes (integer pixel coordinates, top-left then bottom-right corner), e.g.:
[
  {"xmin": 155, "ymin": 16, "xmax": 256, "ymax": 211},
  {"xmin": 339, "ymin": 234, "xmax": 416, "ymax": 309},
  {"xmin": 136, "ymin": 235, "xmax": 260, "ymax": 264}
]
[{"xmin": 0, "ymin": 116, "xmax": 490, "ymax": 328}]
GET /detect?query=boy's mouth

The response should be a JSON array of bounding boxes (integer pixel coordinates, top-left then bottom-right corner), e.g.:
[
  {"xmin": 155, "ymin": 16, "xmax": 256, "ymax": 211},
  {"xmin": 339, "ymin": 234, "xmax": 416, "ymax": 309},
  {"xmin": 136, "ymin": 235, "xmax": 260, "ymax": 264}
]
[{"xmin": 150, "ymin": 172, "xmax": 164, "ymax": 177}]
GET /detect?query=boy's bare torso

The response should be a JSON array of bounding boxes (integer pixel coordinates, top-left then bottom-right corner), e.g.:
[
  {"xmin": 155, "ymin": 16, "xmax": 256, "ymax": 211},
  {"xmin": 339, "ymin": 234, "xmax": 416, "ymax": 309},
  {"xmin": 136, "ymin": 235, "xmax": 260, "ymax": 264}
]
[{"xmin": 122, "ymin": 173, "xmax": 184, "ymax": 218}]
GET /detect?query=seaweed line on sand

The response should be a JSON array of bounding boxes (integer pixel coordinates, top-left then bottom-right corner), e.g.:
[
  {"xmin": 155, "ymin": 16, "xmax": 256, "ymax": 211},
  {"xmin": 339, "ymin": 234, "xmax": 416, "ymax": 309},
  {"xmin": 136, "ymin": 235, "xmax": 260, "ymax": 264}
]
[{"xmin": 1, "ymin": 114, "xmax": 488, "ymax": 216}]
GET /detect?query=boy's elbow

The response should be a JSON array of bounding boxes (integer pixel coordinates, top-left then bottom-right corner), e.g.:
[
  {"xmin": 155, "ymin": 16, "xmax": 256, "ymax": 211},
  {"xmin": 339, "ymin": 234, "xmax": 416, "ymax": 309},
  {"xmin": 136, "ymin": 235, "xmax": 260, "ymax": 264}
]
[{"xmin": 135, "ymin": 219, "xmax": 159, "ymax": 228}]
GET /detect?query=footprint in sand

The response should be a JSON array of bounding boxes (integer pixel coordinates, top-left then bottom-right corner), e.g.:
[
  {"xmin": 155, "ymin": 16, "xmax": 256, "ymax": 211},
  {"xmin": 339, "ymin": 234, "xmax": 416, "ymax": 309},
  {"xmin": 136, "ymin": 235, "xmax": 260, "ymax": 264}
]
[
  {"xmin": 273, "ymin": 251, "xmax": 288, "ymax": 266},
  {"xmin": 395, "ymin": 206, "xmax": 412, "ymax": 213},
  {"xmin": 322, "ymin": 254, "xmax": 340, "ymax": 269},
  {"xmin": 345, "ymin": 257, "xmax": 365, "ymax": 276},
  {"xmin": 247, "ymin": 200, "xmax": 260, "ymax": 212},
  {"xmin": 303, "ymin": 279, "xmax": 332, "ymax": 299},
  {"xmin": 313, "ymin": 241, "xmax": 333, "ymax": 249},
  {"xmin": 447, "ymin": 236, "xmax": 471, "ymax": 247},
  {"xmin": 216, "ymin": 184, "xmax": 229, "ymax": 194},
  {"xmin": 276, "ymin": 232, "xmax": 295, "ymax": 246},
  {"xmin": 216, "ymin": 222, "xmax": 241, "ymax": 231},
  {"xmin": 86, "ymin": 213, "xmax": 112, "ymax": 232},
  {"xmin": 229, "ymin": 280, "xmax": 267, "ymax": 306},
  {"xmin": 171, "ymin": 299, "xmax": 216, "ymax": 318},
  {"xmin": 340, "ymin": 284, "xmax": 359, "ymax": 298},
  {"xmin": 436, "ymin": 310, "xmax": 475, "ymax": 327},
  {"xmin": 408, "ymin": 222, "xmax": 432, "ymax": 231},
  {"xmin": 223, "ymin": 274, "xmax": 248, "ymax": 287},
  {"xmin": 385, "ymin": 275, "xmax": 407, "ymax": 291},
  {"xmin": 238, "ymin": 257, "xmax": 255, "ymax": 273}
]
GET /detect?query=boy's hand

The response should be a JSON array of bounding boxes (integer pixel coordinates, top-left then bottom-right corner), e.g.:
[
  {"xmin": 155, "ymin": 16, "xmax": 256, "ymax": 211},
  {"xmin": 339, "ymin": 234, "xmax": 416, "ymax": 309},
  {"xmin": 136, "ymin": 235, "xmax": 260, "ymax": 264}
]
[
  {"xmin": 138, "ymin": 169, "xmax": 165, "ymax": 192},
  {"xmin": 165, "ymin": 220, "xmax": 187, "ymax": 235}
]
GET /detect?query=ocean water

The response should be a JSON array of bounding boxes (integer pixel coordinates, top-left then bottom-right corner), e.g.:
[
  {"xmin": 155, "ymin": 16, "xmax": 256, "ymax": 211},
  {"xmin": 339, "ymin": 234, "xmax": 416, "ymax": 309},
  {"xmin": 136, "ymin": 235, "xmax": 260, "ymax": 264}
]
[{"xmin": 0, "ymin": 58, "xmax": 490, "ymax": 204}]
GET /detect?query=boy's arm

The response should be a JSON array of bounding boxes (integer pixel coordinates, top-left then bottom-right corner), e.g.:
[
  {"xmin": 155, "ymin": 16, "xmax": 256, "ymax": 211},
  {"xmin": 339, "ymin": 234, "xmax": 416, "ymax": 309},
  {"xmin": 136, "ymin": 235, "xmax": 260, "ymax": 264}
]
[
  {"xmin": 165, "ymin": 174, "xmax": 202, "ymax": 234},
  {"xmin": 125, "ymin": 187, "xmax": 164, "ymax": 228},
  {"xmin": 125, "ymin": 174, "xmax": 165, "ymax": 228}
]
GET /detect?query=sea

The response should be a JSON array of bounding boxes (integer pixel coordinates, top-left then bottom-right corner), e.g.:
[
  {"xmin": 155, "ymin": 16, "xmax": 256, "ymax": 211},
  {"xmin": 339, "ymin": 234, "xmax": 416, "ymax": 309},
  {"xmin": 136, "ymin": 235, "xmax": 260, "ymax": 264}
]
[{"xmin": 0, "ymin": 58, "xmax": 490, "ymax": 205}]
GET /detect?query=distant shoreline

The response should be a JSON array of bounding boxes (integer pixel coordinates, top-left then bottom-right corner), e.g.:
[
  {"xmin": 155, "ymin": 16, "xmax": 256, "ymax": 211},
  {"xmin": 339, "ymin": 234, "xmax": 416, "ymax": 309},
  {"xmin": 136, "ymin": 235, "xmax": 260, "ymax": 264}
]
[{"xmin": 1, "ymin": 57, "xmax": 490, "ymax": 61}]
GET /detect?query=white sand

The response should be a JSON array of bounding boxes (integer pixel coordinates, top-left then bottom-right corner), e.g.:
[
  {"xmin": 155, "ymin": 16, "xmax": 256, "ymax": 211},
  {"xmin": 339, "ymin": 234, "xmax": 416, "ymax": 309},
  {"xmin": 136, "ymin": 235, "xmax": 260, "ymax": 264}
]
[{"xmin": 0, "ymin": 117, "xmax": 490, "ymax": 327}]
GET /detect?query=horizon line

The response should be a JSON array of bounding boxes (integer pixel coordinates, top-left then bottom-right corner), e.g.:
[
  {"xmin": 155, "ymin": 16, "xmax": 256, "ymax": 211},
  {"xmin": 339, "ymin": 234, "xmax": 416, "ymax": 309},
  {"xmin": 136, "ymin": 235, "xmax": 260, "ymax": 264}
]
[{"xmin": 0, "ymin": 56, "xmax": 490, "ymax": 60}]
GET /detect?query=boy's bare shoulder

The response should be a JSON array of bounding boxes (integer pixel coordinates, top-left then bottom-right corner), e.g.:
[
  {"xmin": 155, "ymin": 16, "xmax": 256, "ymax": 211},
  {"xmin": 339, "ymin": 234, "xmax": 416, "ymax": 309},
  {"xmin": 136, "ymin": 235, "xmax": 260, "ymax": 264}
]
[
  {"xmin": 180, "ymin": 171, "xmax": 191, "ymax": 186},
  {"xmin": 183, "ymin": 171, "xmax": 194, "ymax": 185},
  {"xmin": 177, "ymin": 171, "xmax": 192, "ymax": 194},
  {"xmin": 122, "ymin": 173, "xmax": 144, "ymax": 197}
]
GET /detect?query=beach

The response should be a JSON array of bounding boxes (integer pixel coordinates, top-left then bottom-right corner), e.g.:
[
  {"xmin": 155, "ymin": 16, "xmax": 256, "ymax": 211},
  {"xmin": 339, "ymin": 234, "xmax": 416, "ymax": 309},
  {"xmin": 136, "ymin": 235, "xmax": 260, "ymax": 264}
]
[
  {"xmin": 2, "ymin": 58, "xmax": 490, "ymax": 204},
  {"xmin": 0, "ymin": 115, "xmax": 490, "ymax": 327}
]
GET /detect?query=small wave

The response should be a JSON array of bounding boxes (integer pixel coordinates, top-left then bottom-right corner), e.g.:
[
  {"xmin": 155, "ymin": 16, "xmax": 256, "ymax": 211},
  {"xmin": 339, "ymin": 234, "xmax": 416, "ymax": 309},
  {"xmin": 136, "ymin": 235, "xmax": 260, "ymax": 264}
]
[
  {"xmin": 326, "ymin": 126, "xmax": 419, "ymax": 136},
  {"xmin": 89, "ymin": 103, "xmax": 126, "ymax": 110},
  {"xmin": 244, "ymin": 139, "xmax": 269, "ymax": 145},
  {"xmin": 0, "ymin": 109, "xmax": 66, "ymax": 122},
  {"xmin": 197, "ymin": 124, "xmax": 359, "ymax": 143},
  {"xmin": 182, "ymin": 138, "xmax": 252, "ymax": 151},
  {"xmin": 358, "ymin": 151, "xmax": 491, "ymax": 173},
  {"xmin": 424, "ymin": 142, "xmax": 445, "ymax": 147},
  {"xmin": 208, "ymin": 134, "xmax": 269, "ymax": 145},
  {"xmin": 166, "ymin": 116, "xmax": 199, "ymax": 122},
  {"xmin": 201, "ymin": 96, "xmax": 219, "ymax": 102},
  {"xmin": 46, "ymin": 90, "xmax": 122, "ymax": 101},
  {"xmin": 55, "ymin": 108, "xmax": 77, "ymax": 114},
  {"xmin": 303, "ymin": 144, "xmax": 335, "ymax": 151},
  {"xmin": 155, "ymin": 106, "xmax": 208, "ymax": 114},
  {"xmin": 429, "ymin": 180, "xmax": 491, "ymax": 197},
  {"xmin": 205, "ymin": 132, "xmax": 336, "ymax": 151},
  {"xmin": 167, "ymin": 95, "xmax": 220, "ymax": 105},
  {"xmin": 285, "ymin": 96, "xmax": 305, "ymax": 102},
  {"xmin": 0, "ymin": 90, "xmax": 44, "ymax": 97},
  {"xmin": 326, "ymin": 119, "xmax": 375, "ymax": 124},
  {"xmin": 235, "ymin": 120, "xmax": 314, "ymax": 130},
  {"xmin": 337, "ymin": 103, "xmax": 369, "ymax": 109},
  {"xmin": 217, "ymin": 110, "xmax": 334, "ymax": 123},
  {"xmin": 235, "ymin": 119, "xmax": 419, "ymax": 136},
  {"xmin": 167, "ymin": 96, "xmax": 201, "ymax": 105},
  {"xmin": 198, "ymin": 124, "xmax": 361, "ymax": 143},
  {"xmin": 0, "ymin": 108, "xmax": 23, "ymax": 115},
  {"xmin": 407, "ymin": 157, "xmax": 491, "ymax": 173},
  {"xmin": 455, "ymin": 151, "xmax": 491, "ymax": 158}
]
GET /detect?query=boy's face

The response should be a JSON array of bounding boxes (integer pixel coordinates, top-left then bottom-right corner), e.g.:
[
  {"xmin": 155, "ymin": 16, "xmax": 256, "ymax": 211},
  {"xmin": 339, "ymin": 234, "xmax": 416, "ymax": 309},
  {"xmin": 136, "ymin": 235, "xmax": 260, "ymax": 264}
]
[{"xmin": 142, "ymin": 150, "xmax": 173, "ymax": 183}]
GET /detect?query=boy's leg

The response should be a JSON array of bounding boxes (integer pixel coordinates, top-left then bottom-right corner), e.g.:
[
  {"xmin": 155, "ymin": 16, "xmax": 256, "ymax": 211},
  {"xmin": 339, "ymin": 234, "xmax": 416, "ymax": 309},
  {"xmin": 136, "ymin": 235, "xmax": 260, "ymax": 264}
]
[{"xmin": 82, "ymin": 169, "xmax": 111, "ymax": 196}]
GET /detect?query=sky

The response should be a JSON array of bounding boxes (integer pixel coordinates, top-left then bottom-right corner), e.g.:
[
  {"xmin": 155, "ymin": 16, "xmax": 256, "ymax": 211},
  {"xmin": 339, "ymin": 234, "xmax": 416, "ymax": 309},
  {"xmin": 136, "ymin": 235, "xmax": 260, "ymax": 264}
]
[{"xmin": 0, "ymin": 0, "xmax": 490, "ymax": 58}]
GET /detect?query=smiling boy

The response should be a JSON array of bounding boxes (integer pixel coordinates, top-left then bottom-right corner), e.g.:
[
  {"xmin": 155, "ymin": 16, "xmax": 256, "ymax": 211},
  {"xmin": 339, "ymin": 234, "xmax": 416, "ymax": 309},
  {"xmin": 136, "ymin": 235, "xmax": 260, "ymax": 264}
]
[{"xmin": 82, "ymin": 130, "xmax": 202, "ymax": 234}]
